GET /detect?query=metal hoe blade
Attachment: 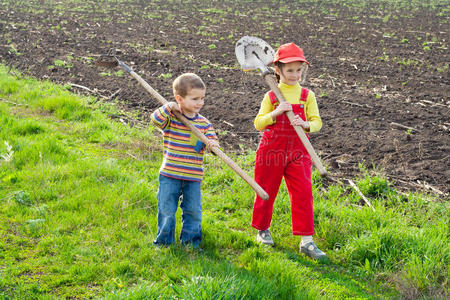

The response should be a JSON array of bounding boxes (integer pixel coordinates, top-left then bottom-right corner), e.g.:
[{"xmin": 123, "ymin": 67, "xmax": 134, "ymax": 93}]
[
  {"xmin": 95, "ymin": 48, "xmax": 119, "ymax": 68},
  {"xmin": 235, "ymin": 36, "xmax": 275, "ymax": 73},
  {"xmin": 95, "ymin": 48, "xmax": 133, "ymax": 73}
]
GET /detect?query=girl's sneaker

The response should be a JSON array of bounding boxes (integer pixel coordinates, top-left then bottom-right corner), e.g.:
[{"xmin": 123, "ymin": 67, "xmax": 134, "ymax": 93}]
[
  {"xmin": 256, "ymin": 229, "xmax": 274, "ymax": 245},
  {"xmin": 300, "ymin": 241, "xmax": 327, "ymax": 260}
]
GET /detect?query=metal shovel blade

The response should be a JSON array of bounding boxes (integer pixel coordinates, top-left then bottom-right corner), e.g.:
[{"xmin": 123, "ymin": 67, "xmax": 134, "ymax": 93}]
[{"xmin": 235, "ymin": 36, "xmax": 275, "ymax": 72}]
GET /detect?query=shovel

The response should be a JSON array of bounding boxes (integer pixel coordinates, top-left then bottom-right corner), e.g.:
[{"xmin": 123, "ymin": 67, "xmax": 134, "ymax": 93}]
[
  {"xmin": 235, "ymin": 36, "xmax": 327, "ymax": 177},
  {"xmin": 96, "ymin": 49, "xmax": 269, "ymax": 200}
]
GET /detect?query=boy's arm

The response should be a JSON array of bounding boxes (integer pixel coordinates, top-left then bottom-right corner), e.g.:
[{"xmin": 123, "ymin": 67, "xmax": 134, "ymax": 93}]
[
  {"xmin": 254, "ymin": 94, "xmax": 275, "ymax": 131},
  {"xmin": 305, "ymin": 91, "xmax": 322, "ymax": 133},
  {"xmin": 151, "ymin": 102, "xmax": 177, "ymax": 129},
  {"xmin": 204, "ymin": 123, "xmax": 220, "ymax": 151}
]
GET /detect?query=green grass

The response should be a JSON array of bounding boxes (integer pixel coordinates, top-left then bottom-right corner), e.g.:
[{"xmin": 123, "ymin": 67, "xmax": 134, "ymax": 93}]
[{"xmin": 0, "ymin": 65, "xmax": 448, "ymax": 299}]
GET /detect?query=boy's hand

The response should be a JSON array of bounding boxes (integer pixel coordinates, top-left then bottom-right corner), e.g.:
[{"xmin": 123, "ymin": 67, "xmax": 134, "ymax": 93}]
[
  {"xmin": 167, "ymin": 101, "xmax": 181, "ymax": 113},
  {"xmin": 205, "ymin": 139, "xmax": 220, "ymax": 151},
  {"xmin": 291, "ymin": 115, "xmax": 310, "ymax": 131}
]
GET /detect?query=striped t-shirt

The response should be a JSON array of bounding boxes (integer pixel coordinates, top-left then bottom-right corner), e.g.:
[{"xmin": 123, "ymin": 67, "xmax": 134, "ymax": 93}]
[{"xmin": 151, "ymin": 103, "xmax": 217, "ymax": 182}]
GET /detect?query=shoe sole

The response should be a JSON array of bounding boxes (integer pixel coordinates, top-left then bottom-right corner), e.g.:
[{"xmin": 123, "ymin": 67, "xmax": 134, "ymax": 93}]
[
  {"xmin": 256, "ymin": 236, "xmax": 274, "ymax": 246},
  {"xmin": 300, "ymin": 249, "xmax": 327, "ymax": 260}
]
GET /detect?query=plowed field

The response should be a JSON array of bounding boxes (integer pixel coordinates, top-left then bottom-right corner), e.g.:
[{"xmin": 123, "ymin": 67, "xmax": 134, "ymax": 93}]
[{"xmin": 1, "ymin": 0, "xmax": 448, "ymax": 194}]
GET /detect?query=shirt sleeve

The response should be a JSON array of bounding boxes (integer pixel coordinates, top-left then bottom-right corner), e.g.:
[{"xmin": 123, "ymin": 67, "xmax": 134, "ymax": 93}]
[
  {"xmin": 205, "ymin": 123, "xmax": 217, "ymax": 140},
  {"xmin": 254, "ymin": 93, "xmax": 276, "ymax": 131},
  {"xmin": 305, "ymin": 90, "xmax": 322, "ymax": 133},
  {"xmin": 151, "ymin": 103, "xmax": 172, "ymax": 129}
]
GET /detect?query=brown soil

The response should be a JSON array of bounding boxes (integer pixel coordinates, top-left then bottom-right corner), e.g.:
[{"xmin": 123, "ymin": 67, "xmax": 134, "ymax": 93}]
[{"xmin": 1, "ymin": 1, "xmax": 449, "ymax": 195}]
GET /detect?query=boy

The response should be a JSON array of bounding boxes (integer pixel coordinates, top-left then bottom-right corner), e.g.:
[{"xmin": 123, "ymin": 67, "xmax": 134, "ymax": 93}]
[{"xmin": 151, "ymin": 73, "xmax": 219, "ymax": 249}]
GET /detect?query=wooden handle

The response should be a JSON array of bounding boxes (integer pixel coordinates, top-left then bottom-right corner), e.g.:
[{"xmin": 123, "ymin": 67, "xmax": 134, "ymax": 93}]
[
  {"xmin": 129, "ymin": 70, "xmax": 270, "ymax": 200},
  {"xmin": 263, "ymin": 73, "xmax": 327, "ymax": 177},
  {"xmin": 173, "ymin": 111, "xmax": 269, "ymax": 201}
]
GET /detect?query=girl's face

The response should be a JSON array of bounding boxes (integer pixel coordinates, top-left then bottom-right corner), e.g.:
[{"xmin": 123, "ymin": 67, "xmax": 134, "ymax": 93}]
[{"xmin": 275, "ymin": 61, "xmax": 304, "ymax": 85}]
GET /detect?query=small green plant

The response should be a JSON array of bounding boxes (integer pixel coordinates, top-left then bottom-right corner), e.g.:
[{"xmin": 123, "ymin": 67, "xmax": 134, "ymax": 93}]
[
  {"xmin": 378, "ymin": 54, "xmax": 389, "ymax": 61},
  {"xmin": 208, "ymin": 44, "xmax": 217, "ymax": 50},
  {"xmin": 53, "ymin": 59, "xmax": 73, "ymax": 70},
  {"xmin": 82, "ymin": 56, "xmax": 95, "ymax": 64},
  {"xmin": 393, "ymin": 57, "xmax": 419, "ymax": 67},
  {"xmin": 437, "ymin": 64, "xmax": 448, "ymax": 73},
  {"xmin": 145, "ymin": 13, "xmax": 162, "ymax": 19},
  {"xmin": 158, "ymin": 73, "xmax": 172, "ymax": 79},
  {"xmin": 14, "ymin": 190, "xmax": 32, "ymax": 206},
  {"xmin": 54, "ymin": 59, "xmax": 66, "ymax": 67},
  {"xmin": 114, "ymin": 70, "xmax": 124, "ymax": 77},
  {"xmin": 218, "ymin": 130, "xmax": 228, "ymax": 137},
  {"xmin": 51, "ymin": 24, "xmax": 61, "ymax": 30},
  {"xmin": 217, "ymin": 78, "xmax": 224, "ymax": 83},
  {"xmin": 101, "ymin": 71, "xmax": 112, "ymax": 77},
  {"xmin": 8, "ymin": 44, "xmax": 20, "ymax": 56}
]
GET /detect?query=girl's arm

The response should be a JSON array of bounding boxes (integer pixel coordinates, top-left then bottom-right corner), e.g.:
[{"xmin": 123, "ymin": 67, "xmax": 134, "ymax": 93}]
[
  {"xmin": 254, "ymin": 94, "xmax": 292, "ymax": 131},
  {"xmin": 305, "ymin": 91, "xmax": 322, "ymax": 133}
]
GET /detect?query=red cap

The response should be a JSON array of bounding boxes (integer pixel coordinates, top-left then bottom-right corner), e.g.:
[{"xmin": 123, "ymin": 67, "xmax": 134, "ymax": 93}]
[{"xmin": 273, "ymin": 43, "xmax": 309, "ymax": 65}]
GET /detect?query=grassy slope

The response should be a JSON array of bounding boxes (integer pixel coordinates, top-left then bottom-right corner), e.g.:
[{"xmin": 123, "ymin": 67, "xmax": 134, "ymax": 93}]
[{"xmin": 0, "ymin": 65, "xmax": 447, "ymax": 299}]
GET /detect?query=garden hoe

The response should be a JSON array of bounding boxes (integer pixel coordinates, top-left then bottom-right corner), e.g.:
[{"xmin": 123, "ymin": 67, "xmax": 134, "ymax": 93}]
[
  {"xmin": 96, "ymin": 49, "xmax": 269, "ymax": 200},
  {"xmin": 235, "ymin": 36, "xmax": 327, "ymax": 177}
]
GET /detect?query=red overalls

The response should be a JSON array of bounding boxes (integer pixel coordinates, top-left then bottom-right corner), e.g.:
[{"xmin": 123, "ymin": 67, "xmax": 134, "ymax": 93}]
[{"xmin": 252, "ymin": 88, "xmax": 314, "ymax": 235}]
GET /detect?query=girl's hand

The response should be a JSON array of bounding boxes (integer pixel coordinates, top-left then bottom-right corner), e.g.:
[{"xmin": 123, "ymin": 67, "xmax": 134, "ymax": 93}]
[
  {"xmin": 271, "ymin": 102, "xmax": 292, "ymax": 120},
  {"xmin": 206, "ymin": 139, "xmax": 220, "ymax": 151},
  {"xmin": 291, "ymin": 115, "xmax": 310, "ymax": 131},
  {"xmin": 167, "ymin": 101, "xmax": 181, "ymax": 113}
]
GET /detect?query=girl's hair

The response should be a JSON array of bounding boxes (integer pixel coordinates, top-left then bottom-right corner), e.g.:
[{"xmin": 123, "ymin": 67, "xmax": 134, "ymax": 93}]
[
  {"xmin": 173, "ymin": 73, "xmax": 205, "ymax": 97},
  {"xmin": 274, "ymin": 61, "xmax": 283, "ymax": 83}
]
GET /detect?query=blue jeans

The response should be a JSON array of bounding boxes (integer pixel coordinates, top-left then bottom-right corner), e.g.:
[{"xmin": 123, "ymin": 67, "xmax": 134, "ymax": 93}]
[{"xmin": 153, "ymin": 174, "xmax": 202, "ymax": 247}]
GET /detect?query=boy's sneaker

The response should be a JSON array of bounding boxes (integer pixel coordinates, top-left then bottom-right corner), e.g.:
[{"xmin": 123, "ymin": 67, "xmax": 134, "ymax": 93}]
[
  {"xmin": 181, "ymin": 242, "xmax": 203, "ymax": 253},
  {"xmin": 256, "ymin": 229, "xmax": 274, "ymax": 245},
  {"xmin": 300, "ymin": 241, "xmax": 327, "ymax": 260}
]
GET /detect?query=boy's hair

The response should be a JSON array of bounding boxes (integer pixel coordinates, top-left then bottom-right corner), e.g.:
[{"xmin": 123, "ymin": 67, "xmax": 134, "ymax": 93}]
[{"xmin": 173, "ymin": 73, "xmax": 205, "ymax": 97}]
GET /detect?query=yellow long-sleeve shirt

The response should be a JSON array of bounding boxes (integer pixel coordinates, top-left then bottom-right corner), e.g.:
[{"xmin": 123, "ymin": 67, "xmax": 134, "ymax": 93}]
[{"xmin": 254, "ymin": 82, "xmax": 322, "ymax": 132}]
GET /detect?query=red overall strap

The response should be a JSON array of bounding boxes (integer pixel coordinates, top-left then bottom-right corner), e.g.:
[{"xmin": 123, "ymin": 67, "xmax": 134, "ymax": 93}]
[
  {"xmin": 268, "ymin": 90, "xmax": 278, "ymax": 104},
  {"xmin": 300, "ymin": 88, "xmax": 309, "ymax": 102}
]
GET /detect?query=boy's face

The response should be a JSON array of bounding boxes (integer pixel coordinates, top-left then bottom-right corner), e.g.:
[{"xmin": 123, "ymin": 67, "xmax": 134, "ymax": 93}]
[
  {"xmin": 275, "ymin": 61, "xmax": 303, "ymax": 85},
  {"xmin": 175, "ymin": 88, "xmax": 206, "ymax": 118}
]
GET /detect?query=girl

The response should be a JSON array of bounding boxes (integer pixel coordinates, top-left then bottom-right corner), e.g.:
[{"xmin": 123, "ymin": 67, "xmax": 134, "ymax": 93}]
[{"xmin": 251, "ymin": 43, "xmax": 326, "ymax": 260}]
